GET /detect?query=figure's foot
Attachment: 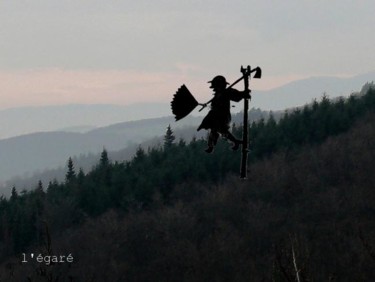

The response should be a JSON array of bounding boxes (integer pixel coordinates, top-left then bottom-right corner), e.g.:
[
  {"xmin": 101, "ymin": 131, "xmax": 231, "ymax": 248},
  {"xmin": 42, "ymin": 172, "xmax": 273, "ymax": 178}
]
[
  {"xmin": 205, "ymin": 146, "xmax": 214, "ymax": 153},
  {"xmin": 231, "ymin": 141, "xmax": 243, "ymax": 151}
]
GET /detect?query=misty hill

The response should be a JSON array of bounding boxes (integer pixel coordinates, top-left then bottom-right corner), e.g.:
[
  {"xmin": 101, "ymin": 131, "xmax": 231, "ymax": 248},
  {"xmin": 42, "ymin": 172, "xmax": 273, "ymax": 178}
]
[
  {"xmin": 1, "ymin": 71, "xmax": 373, "ymax": 140},
  {"xmin": 1, "ymin": 87, "xmax": 374, "ymax": 280},
  {"xmin": 0, "ymin": 108, "xmax": 272, "ymax": 194},
  {"xmin": 0, "ymin": 103, "xmax": 171, "ymax": 139},
  {"xmin": 0, "ymin": 126, "xmax": 204, "ymax": 195},
  {"xmin": 3, "ymin": 84, "xmax": 373, "ymax": 195},
  {"xmin": 0, "ymin": 115, "xmax": 204, "ymax": 186},
  {"xmin": 1, "ymin": 76, "xmax": 373, "ymax": 191},
  {"xmin": 3, "ymin": 78, "xmax": 374, "ymax": 193},
  {"xmin": 252, "ymin": 70, "xmax": 375, "ymax": 110}
]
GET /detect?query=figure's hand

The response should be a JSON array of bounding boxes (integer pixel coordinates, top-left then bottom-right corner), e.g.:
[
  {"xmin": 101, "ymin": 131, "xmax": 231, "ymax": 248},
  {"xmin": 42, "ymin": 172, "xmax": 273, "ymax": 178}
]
[{"xmin": 244, "ymin": 89, "xmax": 251, "ymax": 99}]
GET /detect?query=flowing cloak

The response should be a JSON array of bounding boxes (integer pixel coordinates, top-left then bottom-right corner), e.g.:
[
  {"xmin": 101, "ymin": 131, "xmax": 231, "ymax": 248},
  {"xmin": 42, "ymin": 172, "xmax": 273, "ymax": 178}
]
[{"xmin": 197, "ymin": 88, "xmax": 245, "ymax": 132}]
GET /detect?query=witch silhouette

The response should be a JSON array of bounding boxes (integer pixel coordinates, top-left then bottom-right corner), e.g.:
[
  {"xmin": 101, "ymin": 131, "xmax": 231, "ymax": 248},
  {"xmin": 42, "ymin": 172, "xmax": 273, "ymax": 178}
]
[
  {"xmin": 171, "ymin": 74, "xmax": 251, "ymax": 153},
  {"xmin": 197, "ymin": 75, "xmax": 250, "ymax": 153}
]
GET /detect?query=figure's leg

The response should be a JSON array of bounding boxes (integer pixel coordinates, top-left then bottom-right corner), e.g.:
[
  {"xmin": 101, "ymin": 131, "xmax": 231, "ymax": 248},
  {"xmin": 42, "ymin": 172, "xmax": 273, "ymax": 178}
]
[
  {"xmin": 222, "ymin": 131, "xmax": 242, "ymax": 151},
  {"xmin": 205, "ymin": 130, "xmax": 219, "ymax": 153}
]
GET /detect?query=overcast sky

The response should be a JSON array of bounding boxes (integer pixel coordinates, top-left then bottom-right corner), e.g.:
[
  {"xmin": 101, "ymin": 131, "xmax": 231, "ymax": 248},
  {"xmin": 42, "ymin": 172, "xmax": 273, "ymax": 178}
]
[{"xmin": 1, "ymin": 0, "xmax": 374, "ymax": 109}]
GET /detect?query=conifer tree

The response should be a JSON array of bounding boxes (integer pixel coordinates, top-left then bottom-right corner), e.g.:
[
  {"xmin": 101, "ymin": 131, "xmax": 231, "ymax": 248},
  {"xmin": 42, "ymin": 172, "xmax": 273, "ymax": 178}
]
[
  {"xmin": 164, "ymin": 124, "xmax": 175, "ymax": 149},
  {"xmin": 36, "ymin": 180, "xmax": 44, "ymax": 193},
  {"xmin": 77, "ymin": 168, "xmax": 85, "ymax": 184},
  {"xmin": 100, "ymin": 148, "xmax": 109, "ymax": 167},
  {"xmin": 134, "ymin": 146, "xmax": 146, "ymax": 161},
  {"xmin": 10, "ymin": 186, "xmax": 18, "ymax": 201},
  {"xmin": 65, "ymin": 157, "xmax": 76, "ymax": 183}
]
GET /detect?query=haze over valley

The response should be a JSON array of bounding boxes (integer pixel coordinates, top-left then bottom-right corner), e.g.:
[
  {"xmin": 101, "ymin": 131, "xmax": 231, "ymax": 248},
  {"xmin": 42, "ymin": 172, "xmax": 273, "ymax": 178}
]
[
  {"xmin": 1, "ymin": 73, "xmax": 373, "ymax": 196},
  {"xmin": 1, "ymin": 70, "xmax": 373, "ymax": 140}
]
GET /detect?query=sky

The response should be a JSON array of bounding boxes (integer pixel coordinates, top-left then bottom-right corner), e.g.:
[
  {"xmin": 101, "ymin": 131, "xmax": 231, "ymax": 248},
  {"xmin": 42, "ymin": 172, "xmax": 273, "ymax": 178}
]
[{"xmin": 1, "ymin": 0, "xmax": 374, "ymax": 110}]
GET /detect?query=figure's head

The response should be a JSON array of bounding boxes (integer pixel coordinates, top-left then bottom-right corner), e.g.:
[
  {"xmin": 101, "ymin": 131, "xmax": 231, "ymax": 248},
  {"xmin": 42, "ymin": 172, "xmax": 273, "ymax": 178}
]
[{"xmin": 208, "ymin": 75, "xmax": 228, "ymax": 90}]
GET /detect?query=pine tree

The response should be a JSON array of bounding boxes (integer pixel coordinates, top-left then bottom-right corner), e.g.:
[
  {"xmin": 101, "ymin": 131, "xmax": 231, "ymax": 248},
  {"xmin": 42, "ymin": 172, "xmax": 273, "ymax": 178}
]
[
  {"xmin": 100, "ymin": 148, "xmax": 109, "ymax": 167},
  {"xmin": 65, "ymin": 157, "xmax": 76, "ymax": 183},
  {"xmin": 77, "ymin": 168, "xmax": 85, "ymax": 184},
  {"xmin": 98, "ymin": 149, "xmax": 112, "ymax": 186},
  {"xmin": 36, "ymin": 180, "xmax": 44, "ymax": 193},
  {"xmin": 134, "ymin": 146, "xmax": 146, "ymax": 161},
  {"xmin": 10, "ymin": 186, "xmax": 18, "ymax": 201},
  {"xmin": 164, "ymin": 124, "xmax": 175, "ymax": 149}
]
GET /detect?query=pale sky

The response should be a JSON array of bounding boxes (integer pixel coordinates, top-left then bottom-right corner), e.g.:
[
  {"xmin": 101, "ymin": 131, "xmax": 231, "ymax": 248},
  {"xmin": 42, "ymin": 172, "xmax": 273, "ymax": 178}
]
[{"xmin": 1, "ymin": 0, "xmax": 374, "ymax": 110}]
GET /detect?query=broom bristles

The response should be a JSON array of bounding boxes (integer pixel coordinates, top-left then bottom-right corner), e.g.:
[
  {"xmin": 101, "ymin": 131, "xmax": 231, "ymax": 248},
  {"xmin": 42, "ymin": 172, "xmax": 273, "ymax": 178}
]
[{"xmin": 171, "ymin": 84, "xmax": 199, "ymax": 121}]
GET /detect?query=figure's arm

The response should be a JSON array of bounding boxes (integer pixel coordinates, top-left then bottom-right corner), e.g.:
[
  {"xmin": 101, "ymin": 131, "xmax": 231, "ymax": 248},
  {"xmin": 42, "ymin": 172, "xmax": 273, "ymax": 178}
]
[
  {"xmin": 198, "ymin": 98, "xmax": 213, "ymax": 111},
  {"xmin": 228, "ymin": 88, "xmax": 251, "ymax": 102}
]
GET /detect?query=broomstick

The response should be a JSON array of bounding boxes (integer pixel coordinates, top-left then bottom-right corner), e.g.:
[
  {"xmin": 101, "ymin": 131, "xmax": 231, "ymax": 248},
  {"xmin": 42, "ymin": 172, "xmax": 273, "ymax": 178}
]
[
  {"xmin": 197, "ymin": 67, "xmax": 262, "ymax": 112},
  {"xmin": 172, "ymin": 68, "xmax": 262, "ymax": 120}
]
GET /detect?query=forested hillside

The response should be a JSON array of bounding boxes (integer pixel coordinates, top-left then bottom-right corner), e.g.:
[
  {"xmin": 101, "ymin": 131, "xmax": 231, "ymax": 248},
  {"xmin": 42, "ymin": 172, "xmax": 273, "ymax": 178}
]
[
  {"xmin": 0, "ymin": 87, "xmax": 375, "ymax": 281},
  {"xmin": 2, "ymin": 107, "xmax": 272, "ymax": 194}
]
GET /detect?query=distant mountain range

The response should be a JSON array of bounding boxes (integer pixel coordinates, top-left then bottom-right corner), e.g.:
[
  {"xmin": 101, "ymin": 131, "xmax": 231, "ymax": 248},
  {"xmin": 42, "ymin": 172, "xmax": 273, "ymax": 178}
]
[
  {"xmin": 0, "ymin": 71, "xmax": 374, "ymax": 194},
  {"xmin": 0, "ymin": 102, "xmax": 171, "ymax": 139},
  {"xmin": 251, "ymin": 71, "xmax": 375, "ymax": 110},
  {"xmin": 0, "ymin": 107, "xmax": 274, "ymax": 195},
  {"xmin": 0, "ymin": 71, "xmax": 374, "ymax": 140},
  {"xmin": 0, "ymin": 115, "xmax": 203, "ymax": 187}
]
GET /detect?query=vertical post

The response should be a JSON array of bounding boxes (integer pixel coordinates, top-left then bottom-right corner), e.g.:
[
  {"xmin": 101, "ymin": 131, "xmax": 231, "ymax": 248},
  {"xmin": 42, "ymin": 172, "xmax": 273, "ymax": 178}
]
[{"xmin": 240, "ymin": 66, "xmax": 250, "ymax": 179}]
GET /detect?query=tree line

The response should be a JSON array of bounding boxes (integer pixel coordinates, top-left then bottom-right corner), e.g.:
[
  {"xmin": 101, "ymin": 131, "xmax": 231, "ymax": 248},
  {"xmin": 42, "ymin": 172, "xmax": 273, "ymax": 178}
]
[{"xmin": 0, "ymin": 85, "xmax": 374, "ymax": 280}]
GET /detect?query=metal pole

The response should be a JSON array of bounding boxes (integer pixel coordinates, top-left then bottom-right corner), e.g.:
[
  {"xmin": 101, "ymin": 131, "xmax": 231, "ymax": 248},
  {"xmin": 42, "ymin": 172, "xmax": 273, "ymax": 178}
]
[{"xmin": 240, "ymin": 66, "xmax": 250, "ymax": 179}]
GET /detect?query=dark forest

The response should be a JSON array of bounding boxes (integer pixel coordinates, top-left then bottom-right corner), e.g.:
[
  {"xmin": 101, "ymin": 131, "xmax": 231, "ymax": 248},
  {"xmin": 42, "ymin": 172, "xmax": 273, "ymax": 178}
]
[{"xmin": 1, "ymin": 87, "xmax": 375, "ymax": 281}]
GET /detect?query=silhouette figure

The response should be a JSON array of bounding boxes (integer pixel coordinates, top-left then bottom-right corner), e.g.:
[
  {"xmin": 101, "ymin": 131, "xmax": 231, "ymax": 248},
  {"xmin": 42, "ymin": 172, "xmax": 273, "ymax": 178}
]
[
  {"xmin": 197, "ymin": 75, "xmax": 250, "ymax": 153},
  {"xmin": 171, "ymin": 66, "xmax": 262, "ymax": 178}
]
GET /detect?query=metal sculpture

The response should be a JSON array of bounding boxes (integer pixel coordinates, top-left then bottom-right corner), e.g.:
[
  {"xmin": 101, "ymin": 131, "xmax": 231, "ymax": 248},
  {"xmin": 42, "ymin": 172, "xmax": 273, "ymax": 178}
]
[{"xmin": 171, "ymin": 66, "xmax": 262, "ymax": 178}]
